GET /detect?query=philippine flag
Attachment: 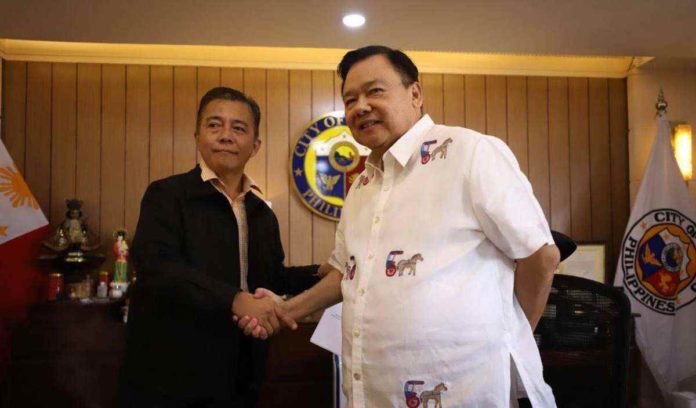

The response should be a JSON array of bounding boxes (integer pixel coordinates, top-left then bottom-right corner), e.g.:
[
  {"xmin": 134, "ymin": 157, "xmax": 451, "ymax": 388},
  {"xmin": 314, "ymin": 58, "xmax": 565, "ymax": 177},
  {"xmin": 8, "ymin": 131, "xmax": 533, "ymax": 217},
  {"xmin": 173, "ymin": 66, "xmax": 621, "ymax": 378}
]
[{"xmin": 0, "ymin": 138, "xmax": 51, "ymax": 370}]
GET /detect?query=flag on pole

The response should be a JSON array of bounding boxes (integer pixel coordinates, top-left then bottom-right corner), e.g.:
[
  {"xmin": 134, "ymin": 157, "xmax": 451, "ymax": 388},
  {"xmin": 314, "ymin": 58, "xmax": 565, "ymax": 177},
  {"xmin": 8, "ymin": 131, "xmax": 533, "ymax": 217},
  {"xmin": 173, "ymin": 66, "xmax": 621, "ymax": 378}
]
[
  {"xmin": 614, "ymin": 94, "xmax": 696, "ymax": 399},
  {"xmin": 0, "ymin": 138, "xmax": 51, "ymax": 379}
]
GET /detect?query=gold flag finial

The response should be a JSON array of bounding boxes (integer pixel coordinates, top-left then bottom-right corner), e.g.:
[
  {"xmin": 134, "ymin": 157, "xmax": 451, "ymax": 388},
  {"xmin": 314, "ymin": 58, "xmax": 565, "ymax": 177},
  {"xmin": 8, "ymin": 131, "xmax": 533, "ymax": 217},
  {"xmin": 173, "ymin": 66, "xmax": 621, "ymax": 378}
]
[{"xmin": 656, "ymin": 88, "xmax": 668, "ymax": 116}]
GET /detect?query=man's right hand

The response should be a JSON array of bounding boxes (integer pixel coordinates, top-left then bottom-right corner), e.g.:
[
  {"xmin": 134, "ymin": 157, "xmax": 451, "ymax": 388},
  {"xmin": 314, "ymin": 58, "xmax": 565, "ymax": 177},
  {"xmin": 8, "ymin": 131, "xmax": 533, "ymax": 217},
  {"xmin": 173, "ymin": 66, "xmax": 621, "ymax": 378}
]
[
  {"xmin": 231, "ymin": 292, "xmax": 296, "ymax": 340},
  {"xmin": 235, "ymin": 268, "xmax": 344, "ymax": 339},
  {"xmin": 234, "ymin": 288, "xmax": 287, "ymax": 338}
]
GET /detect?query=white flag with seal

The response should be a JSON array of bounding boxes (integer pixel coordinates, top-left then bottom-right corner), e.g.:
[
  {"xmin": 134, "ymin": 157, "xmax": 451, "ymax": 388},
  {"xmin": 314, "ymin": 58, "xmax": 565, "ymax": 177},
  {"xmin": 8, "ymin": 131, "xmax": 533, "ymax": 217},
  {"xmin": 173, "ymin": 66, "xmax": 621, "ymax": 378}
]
[{"xmin": 614, "ymin": 110, "xmax": 696, "ymax": 399}]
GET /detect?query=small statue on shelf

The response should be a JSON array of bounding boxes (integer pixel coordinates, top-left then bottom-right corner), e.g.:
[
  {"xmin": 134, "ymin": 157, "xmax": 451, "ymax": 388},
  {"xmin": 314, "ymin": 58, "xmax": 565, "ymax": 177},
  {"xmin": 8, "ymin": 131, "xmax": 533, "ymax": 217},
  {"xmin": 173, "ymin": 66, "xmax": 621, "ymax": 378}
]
[
  {"xmin": 39, "ymin": 199, "xmax": 104, "ymax": 284},
  {"xmin": 43, "ymin": 199, "xmax": 100, "ymax": 252},
  {"xmin": 110, "ymin": 228, "xmax": 130, "ymax": 298},
  {"xmin": 113, "ymin": 229, "xmax": 129, "ymax": 283}
]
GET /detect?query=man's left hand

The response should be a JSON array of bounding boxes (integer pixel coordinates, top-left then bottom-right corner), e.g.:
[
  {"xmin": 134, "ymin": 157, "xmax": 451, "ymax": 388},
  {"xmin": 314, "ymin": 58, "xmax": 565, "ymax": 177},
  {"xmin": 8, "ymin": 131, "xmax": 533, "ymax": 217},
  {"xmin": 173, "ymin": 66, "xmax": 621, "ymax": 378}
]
[{"xmin": 515, "ymin": 244, "xmax": 560, "ymax": 330}]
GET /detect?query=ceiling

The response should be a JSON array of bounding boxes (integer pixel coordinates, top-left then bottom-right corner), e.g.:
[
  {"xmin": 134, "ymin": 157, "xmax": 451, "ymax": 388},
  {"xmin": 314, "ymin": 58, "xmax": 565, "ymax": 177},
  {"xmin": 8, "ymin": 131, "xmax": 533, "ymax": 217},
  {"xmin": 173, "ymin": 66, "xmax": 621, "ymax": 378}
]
[{"xmin": 1, "ymin": 0, "xmax": 696, "ymax": 58}]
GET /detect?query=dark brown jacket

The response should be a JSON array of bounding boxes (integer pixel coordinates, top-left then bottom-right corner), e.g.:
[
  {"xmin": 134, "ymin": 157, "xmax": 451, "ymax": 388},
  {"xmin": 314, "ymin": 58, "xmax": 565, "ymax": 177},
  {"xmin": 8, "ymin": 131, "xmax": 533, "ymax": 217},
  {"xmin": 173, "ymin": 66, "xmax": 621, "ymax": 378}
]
[{"xmin": 120, "ymin": 166, "xmax": 318, "ymax": 406}]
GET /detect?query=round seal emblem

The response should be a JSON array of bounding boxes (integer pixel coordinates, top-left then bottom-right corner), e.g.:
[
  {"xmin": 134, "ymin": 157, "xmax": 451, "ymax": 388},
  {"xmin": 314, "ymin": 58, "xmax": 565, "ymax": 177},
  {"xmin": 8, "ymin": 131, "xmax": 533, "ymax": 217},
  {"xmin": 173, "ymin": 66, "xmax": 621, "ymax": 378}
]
[
  {"xmin": 290, "ymin": 111, "xmax": 370, "ymax": 221},
  {"xmin": 620, "ymin": 209, "xmax": 696, "ymax": 315}
]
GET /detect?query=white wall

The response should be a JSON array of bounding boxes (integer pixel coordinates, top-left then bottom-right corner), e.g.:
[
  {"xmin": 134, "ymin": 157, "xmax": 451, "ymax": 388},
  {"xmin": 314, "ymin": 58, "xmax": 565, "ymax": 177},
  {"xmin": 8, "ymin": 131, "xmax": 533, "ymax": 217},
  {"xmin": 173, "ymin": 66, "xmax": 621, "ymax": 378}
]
[{"xmin": 627, "ymin": 63, "xmax": 696, "ymax": 205}]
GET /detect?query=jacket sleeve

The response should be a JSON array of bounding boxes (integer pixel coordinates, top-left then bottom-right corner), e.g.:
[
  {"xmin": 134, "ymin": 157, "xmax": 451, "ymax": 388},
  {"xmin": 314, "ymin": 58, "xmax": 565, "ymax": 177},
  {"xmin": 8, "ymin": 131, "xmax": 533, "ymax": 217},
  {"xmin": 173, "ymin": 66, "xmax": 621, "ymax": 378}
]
[
  {"xmin": 265, "ymin": 212, "xmax": 320, "ymax": 296},
  {"xmin": 131, "ymin": 181, "xmax": 240, "ymax": 315}
]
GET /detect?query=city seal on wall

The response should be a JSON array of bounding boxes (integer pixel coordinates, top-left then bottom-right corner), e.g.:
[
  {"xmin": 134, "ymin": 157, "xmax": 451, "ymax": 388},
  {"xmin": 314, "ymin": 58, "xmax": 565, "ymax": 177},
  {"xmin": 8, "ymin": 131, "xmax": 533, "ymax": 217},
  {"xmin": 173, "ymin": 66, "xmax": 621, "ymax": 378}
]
[
  {"xmin": 290, "ymin": 111, "xmax": 370, "ymax": 221},
  {"xmin": 620, "ymin": 208, "xmax": 696, "ymax": 315}
]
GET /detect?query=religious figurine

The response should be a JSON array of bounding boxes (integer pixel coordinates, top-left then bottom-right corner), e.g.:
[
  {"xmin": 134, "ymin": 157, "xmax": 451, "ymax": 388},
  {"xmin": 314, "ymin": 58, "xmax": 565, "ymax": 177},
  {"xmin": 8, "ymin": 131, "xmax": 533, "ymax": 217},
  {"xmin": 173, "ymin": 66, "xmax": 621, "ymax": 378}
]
[
  {"xmin": 110, "ymin": 228, "xmax": 130, "ymax": 298},
  {"xmin": 39, "ymin": 199, "xmax": 105, "ymax": 288},
  {"xmin": 43, "ymin": 199, "xmax": 100, "ymax": 252},
  {"xmin": 113, "ymin": 229, "xmax": 129, "ymax": 282},
  {"xmin": 64, "ymin": 200, "xmax": 85, "ymax": 245}
]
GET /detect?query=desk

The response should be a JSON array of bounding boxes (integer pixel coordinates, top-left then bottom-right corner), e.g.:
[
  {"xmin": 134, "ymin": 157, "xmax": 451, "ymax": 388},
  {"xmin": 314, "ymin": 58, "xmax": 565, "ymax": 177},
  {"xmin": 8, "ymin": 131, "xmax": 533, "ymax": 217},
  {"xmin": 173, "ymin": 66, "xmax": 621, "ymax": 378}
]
[
  {"xmin": 2, "ymin": 301, "xmax": 332, "ymax": 407},
  {"xmin": 2, "ymin": 300, "xmax": 126, "ymax": 407}
]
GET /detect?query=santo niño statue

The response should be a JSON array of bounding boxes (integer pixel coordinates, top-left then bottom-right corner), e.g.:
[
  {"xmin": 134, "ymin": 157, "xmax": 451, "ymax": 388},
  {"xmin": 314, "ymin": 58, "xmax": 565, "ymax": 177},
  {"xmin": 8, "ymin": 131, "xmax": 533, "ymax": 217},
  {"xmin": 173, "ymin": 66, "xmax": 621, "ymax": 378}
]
[{"xmin": 43, "ymin": 199, "xmax": 100, "ymax": 252}]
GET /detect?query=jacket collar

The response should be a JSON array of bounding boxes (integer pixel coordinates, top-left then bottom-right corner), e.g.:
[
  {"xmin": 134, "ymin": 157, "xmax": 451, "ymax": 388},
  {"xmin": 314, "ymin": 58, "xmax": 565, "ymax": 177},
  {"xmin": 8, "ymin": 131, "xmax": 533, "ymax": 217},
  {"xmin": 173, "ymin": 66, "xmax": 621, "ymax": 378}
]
[
  {"xmin": 199, "ymin": 159, "xmax": 262, "ymax": 197},
  {"xmin": 183, "ymin": 166, "xmax": 217, "ymax": 200},
  {"xmin": 183, "ymin": 166, "xmax": 267, "ymax": 212}
]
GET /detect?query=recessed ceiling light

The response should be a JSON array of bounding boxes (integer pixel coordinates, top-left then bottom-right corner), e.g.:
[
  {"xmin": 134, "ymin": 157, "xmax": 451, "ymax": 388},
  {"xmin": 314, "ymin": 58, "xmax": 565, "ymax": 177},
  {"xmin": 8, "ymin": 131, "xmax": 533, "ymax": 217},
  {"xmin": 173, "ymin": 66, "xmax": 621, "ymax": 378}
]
[{"xmin": 343, "ymin": 13, "xmax": 366, "ymax": 28}]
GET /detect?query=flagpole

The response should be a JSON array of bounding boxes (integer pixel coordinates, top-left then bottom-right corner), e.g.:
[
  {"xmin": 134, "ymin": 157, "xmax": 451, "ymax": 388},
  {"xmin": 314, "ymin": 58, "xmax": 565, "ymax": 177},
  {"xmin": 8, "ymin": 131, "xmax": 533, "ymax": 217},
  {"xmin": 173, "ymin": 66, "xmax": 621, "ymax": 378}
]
[{"xmin": 655, "ymin": 88, "xmax": 667, "ymax": 117}]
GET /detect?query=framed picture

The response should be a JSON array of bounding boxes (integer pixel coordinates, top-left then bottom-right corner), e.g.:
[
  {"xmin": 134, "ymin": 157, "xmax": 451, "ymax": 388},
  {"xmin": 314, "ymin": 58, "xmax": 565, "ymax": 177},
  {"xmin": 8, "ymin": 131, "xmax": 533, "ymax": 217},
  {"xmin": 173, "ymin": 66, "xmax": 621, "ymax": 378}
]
[{"xmin": 558, "ymin": 242, "xmax": 606, "ymax": 283}]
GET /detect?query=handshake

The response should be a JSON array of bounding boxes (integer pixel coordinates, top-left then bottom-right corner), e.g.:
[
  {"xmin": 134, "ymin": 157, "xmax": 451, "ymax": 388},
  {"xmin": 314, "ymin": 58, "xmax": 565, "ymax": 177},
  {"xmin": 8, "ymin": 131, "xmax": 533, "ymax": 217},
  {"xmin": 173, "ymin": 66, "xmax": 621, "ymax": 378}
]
[
  {"xmin": 231, "ymin": 288, "xmax": 293, "ymax": 340},
  {"xmin": 231, "ymin": 263, "xmax": 337, "ymax": 339}
]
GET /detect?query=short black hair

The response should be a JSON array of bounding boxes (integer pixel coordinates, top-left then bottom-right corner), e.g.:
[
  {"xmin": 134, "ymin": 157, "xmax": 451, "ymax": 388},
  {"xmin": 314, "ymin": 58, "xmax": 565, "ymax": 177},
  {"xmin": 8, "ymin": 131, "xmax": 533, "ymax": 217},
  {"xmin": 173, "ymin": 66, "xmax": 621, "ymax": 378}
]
[
  {"xmin": 196, "ymin": 87, "xmax": 261, "ymax": 138},
  {"xmin": 337, "ymin": 45, "xmax": 419, "ymax": 92}
]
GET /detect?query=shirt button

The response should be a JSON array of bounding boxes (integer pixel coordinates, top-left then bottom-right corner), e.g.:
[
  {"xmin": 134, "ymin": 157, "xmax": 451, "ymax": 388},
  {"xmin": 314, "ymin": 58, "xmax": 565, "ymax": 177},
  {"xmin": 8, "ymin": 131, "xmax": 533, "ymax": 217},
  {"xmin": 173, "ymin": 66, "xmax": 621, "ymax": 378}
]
[
  {"xmin": 353, "ymin": 329, "xmax": 360, "ymax": 337},
  {"xmin": 383, "ymin": 185, "xmax": 391, "ymax": 192},
  {"xmin": 359, "ymin": 288, "xmax": 365, "ymax": 296},
  {"xmin": 373, "ymin": 216, "xmax": 380, "ymax": 224},
  {"xmin": 353, "ymin": 373, "xmax": 361, "ymax": 381},
  {"xmin": 367, "ymin": 253, "xmax": 374, "ymax": 260}
]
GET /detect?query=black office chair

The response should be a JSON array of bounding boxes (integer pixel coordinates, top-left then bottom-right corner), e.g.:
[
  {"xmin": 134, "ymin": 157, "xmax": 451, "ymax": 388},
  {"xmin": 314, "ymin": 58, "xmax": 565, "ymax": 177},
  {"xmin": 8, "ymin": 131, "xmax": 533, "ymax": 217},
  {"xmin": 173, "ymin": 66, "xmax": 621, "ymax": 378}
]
[{"xmin": 535, "ymin": 274, "xmax": 632, "ymax": 407}]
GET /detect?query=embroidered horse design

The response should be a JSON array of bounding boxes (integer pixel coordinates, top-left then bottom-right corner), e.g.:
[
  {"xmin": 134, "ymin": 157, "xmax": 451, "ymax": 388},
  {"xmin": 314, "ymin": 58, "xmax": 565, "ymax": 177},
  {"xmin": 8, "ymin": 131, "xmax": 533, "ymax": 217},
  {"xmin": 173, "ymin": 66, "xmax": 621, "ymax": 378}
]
[
  {"xmin": 344, "ymin": 255, "xmax": 357, "ymax": 280},
  {"xmin": 355, "ymin": 174, "xmax": 370, "ymax": 190},
  {"xmin": 420, "ymin": 382, "xmax": 448, "ymax": 408},
  {"xmin": 397, "ymin": 253, "xmax": 424, "ymax": 276},
  {"xmin": 430, "ymin": 138, "xmax": 453, "ymax": 161}
]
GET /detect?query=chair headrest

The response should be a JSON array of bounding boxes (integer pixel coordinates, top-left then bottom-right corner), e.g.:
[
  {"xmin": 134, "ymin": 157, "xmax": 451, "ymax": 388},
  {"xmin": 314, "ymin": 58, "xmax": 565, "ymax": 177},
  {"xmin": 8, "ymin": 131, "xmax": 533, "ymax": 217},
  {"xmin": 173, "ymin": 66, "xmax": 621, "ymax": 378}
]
[{"xmin": 551, "ymin": 230, "xmax": 577, "ymax": 262}]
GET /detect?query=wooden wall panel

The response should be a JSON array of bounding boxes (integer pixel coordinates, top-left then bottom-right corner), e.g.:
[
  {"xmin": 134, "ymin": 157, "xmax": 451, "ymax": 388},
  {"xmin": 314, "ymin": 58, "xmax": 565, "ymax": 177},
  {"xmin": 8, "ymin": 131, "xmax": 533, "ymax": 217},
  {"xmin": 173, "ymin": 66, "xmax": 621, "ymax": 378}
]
[
  {"xmin": 288, "ymin": 70, "xmax": 312, "ymax": 265},
  {"xmin": 125, "ymin": 66, "xmax": 150, "ymax": 237},
  {"xmin": 2, "ymin": 61, "xmax": 630, "ymax": 273},
  {"xmin": 549, "ymin": 78, "xmax": 571, "ymax": 235},
  {"xmin": 100, "ymin": 65, "xmax": 126, "ymax": 247},
  {"xmin": 589, "ymin": 79, "xmax": 612, "ymax": 257},
  {"xmin": 528, "ymin": 77, "xmax": 550, "ymax": 219},
  {"xmin": 609, "ymin": 79, "xmax": 629, "ymax": 283},
  {"xmin": 197, "ymin": 67, "xmax": 220, "ymax": 100},
  {"xmin": 442, "ymin": 74, "xmax": 464, "ymax": 127},
  {"xmin": 221, "ymin": 68, "xmax": 243, "ymax": 91},
  {"xmin": 333, "ymin": 72, "xmax": 343, "ymax": 112},
  {"xmin": 243, "ymin": 69, "xmax": 267, "ymax": 192},
  {"xmin": 24, "ymin": 63, "xmax": 52, "ymax": 216},
  {"xmin": 311, "ymin": 71, "xmax": 336, "ymax": 264},
  {"xmin": 196, "ymin": 67, "xmax": 220, "ymax": 164},
  {"xmin": 50, "ymin": 63, "xmax": 77, "ymax": 224},
  {"xmin": 422, "ymin": 74, "xmax": 443, "ymax": 123},
  {"xmin": 507, "ymin": 76, "xmax": 528, "ymax": 175},
  {"xmin": 266, "ymin": 70, "xmax": 290, "ymax": 260},
  {"xmin": 465, "ymin": 75, "xmax": 486, "ymax": 133},
  {"xmin": 2, "ymin": 61, "xmax": 27, "ymax": 173},
  {"xmin": 173, "ymin": 66, "xmax": 197, "ymax": 174},
  {"xmin": 150, "ymin": 66, "xmax": 174, "ymax": 182},
  {"xmin": 76, "ymin": 64, "xmax": 101, "ymax": 235},
  {"xmin": 569, "ymin": 78, "xmax": 592, "ymax": 241},
  {"xmin": 485, "ymin": 76, "xmax": 506, "ymax": 142}
]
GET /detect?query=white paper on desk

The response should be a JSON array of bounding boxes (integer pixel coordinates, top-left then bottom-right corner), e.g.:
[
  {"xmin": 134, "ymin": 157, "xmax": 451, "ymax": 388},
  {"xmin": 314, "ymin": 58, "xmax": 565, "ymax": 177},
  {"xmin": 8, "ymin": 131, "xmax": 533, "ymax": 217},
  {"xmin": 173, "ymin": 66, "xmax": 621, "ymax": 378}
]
[{"xmin": 310, "ymin": 302, "xmax": 342, "ymax": 355}]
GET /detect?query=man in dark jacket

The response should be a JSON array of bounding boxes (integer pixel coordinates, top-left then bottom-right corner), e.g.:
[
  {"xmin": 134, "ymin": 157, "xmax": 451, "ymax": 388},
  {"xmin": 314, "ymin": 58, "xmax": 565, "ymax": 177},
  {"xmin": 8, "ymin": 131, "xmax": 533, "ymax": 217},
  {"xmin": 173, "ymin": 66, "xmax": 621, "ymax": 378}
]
[{"xmin": 118, "ymin": 87, "xmax": 320, "ymax": 407}]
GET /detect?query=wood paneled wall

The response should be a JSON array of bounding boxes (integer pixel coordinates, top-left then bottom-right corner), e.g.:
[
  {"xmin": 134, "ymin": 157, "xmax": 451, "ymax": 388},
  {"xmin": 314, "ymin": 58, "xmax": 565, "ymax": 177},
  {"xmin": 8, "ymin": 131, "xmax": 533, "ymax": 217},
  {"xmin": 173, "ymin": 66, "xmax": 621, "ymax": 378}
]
[{"xmin": 1, "ymin": 61, "xmax": 629, "ymax": 282}]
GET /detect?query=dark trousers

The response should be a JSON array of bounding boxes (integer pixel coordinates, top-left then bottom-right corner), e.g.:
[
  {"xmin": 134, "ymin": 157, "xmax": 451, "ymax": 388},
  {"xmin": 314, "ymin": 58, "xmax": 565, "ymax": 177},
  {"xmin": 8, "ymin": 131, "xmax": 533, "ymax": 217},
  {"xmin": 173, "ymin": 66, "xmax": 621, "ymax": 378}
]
[
  {"xmin": 118, "ymin": 337, "xmax": 261, "ymax": 408},
  {"xmin": 518, "ymin": 398, "xmax": 532, "ymax": 408},
  {"xmin": 117, "ymin": 380, "xmax": 252, "ymax": 408}
]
